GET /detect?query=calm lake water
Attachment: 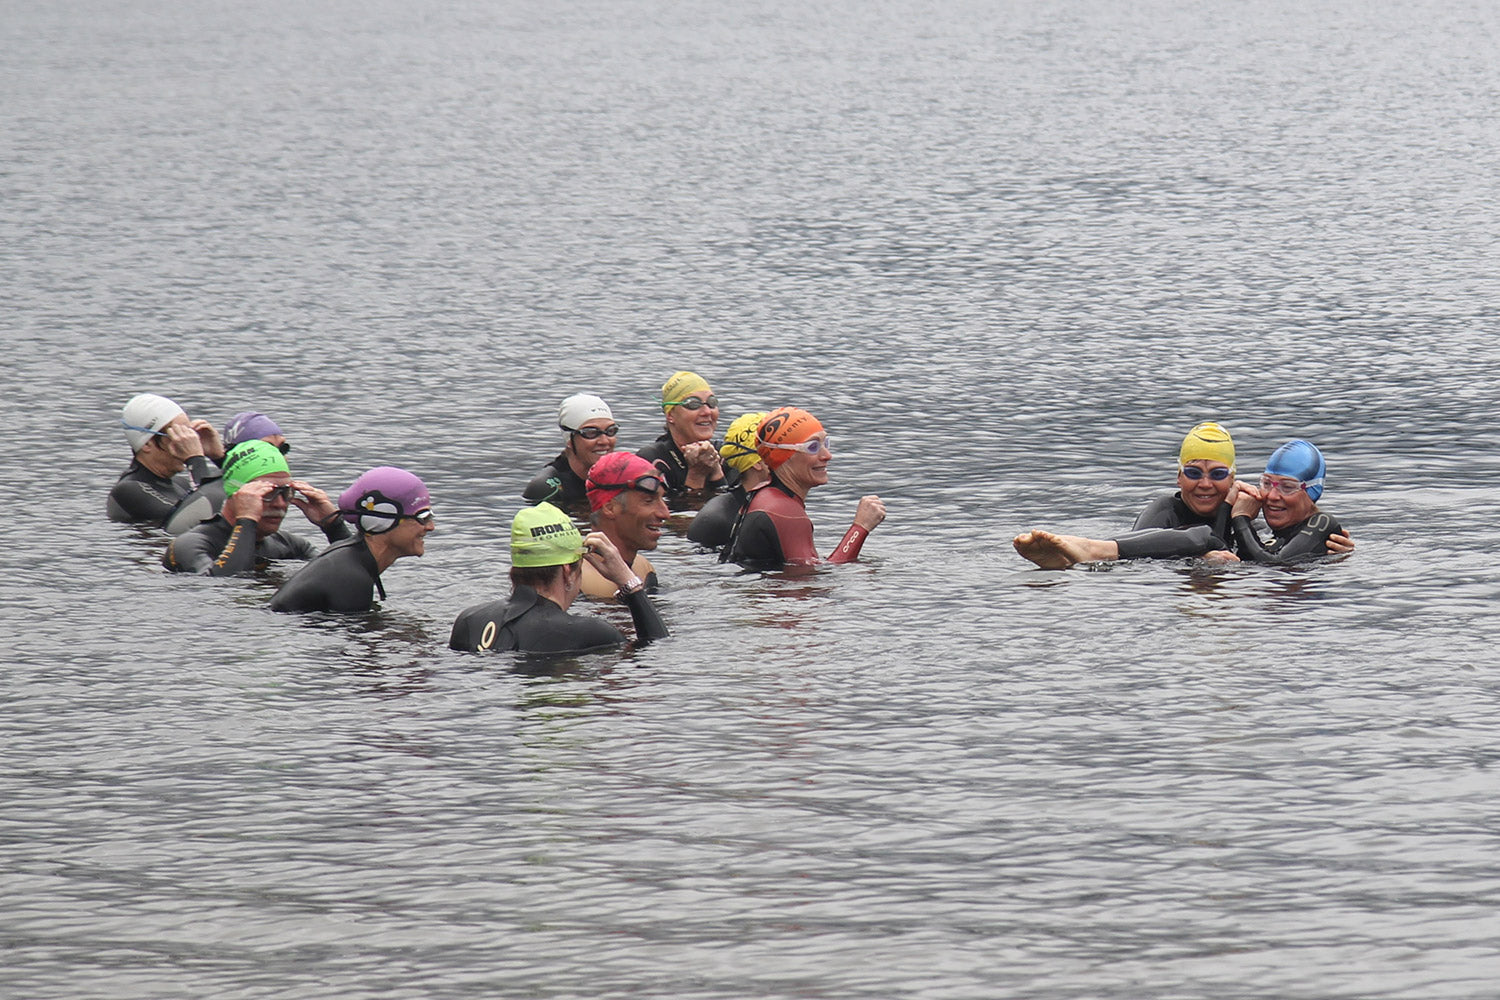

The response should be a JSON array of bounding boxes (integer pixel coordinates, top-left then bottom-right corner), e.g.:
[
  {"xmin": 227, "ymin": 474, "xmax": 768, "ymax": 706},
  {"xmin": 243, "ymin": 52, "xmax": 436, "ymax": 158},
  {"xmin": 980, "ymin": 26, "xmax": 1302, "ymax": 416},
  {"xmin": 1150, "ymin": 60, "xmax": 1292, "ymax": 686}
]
[{"xmin": 5, "ymin": 1, "xmax": 1500, "ymax": 997}]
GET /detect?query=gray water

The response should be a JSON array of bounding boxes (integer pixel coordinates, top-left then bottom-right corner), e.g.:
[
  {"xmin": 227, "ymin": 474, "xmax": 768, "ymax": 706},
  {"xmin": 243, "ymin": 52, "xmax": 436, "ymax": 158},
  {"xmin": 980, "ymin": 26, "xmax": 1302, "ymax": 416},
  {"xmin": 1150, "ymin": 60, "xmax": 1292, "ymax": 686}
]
[{"xmin": 5, "ymin": 1, "xmax": 1500, "ymax": 997}]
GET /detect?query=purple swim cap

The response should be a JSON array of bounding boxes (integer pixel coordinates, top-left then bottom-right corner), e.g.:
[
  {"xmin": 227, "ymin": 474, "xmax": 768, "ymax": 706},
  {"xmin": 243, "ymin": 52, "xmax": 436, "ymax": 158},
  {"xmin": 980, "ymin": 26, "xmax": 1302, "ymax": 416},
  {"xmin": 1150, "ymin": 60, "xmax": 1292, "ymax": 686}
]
[
  {"xmin": 223, "ymin": 411, "xmax": 284, "ymax": 447},
  {"xmin": 339, "ymin": 466, "xmax": 431, "ymax": 531}
]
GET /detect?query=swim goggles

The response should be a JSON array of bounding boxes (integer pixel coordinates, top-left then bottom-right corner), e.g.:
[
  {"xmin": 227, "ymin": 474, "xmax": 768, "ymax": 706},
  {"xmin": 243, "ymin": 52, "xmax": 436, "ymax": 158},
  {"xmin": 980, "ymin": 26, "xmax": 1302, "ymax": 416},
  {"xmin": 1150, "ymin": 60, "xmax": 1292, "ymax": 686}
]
[
  {"xmin": 566, "ymin": 423, "xmax": 619, "ymax": 440},
  {"xmin": 764, "ymin": 436, "xmax": 831, "ymax": 456},
  {"xmin": 264, "ymin": 485, "xmax": 296, "ymax": 503},
  {"xmin": 1180, "ymin": 465, "xmax": 1232, "ymax": 482},
  {"xmin": 589, "ymin": 474, "xmax": 667, "ymax": 496},
  {"xmin": 663, "ymin": 395, "xmax": 718, "ymax": 411},
  {"xmin": 1259, "ymin": 476, "xmax": 1306, "ymax": 497},
  {"xmin": 122, "ymin": 420, "xmax": 169, "ymax": 439},
  {"xmin": 402, "ymin": 508, "xmax": 436, "ymax": 526}
]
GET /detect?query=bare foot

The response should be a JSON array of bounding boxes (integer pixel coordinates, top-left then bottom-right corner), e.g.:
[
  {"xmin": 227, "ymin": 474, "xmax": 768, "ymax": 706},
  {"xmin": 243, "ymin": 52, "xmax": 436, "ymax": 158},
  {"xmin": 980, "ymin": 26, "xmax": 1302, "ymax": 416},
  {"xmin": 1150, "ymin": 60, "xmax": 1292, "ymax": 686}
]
[{"xmin": 1013, "ymin": 530, "xmax": 1094, "ymax": 570}]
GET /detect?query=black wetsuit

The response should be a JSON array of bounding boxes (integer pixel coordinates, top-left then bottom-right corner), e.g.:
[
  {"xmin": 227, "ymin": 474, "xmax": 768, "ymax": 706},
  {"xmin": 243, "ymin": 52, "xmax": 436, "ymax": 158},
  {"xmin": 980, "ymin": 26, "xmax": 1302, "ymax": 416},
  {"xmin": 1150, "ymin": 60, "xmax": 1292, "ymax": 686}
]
[
  {"xmin": 1109, "ymin": 492, "xmax": 1236, "ymax": 560},
  {"xmin": 686, "ymin": 484, "xmax": 749, "ymax": 549},
  {"xmin": 163, "ymin": 515, "xmax": 352, "ymax": 576},
  {"xmin": 1233, "ymin": 510, "xmax": 1343, "ymax": 565},
  {"xmin": 521, "ymin": 452, "xmax": 589, "ymax": 509},
  {"xmin": 637, "ymin": 431, "xmax": 731, "ymax": 498},
  {"xmin": 449, "ymin": 584, "xmax": 669, "ymax": 654},
  {"xmin": 269, "ymin": 536, "xmax": 386, "ymax": 613},
  {"xmin": 107, "ymin": 456, "xmax": 224, "ymax": 525}
]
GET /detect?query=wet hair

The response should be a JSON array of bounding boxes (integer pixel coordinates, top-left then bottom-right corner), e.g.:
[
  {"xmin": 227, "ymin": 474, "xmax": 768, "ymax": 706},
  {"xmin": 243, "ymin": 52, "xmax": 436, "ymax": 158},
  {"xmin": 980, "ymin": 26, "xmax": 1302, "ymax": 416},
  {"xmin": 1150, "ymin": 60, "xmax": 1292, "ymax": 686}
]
[{"xmin": 510, "ymin": 562, "xmax": 570, "ymax": 590}]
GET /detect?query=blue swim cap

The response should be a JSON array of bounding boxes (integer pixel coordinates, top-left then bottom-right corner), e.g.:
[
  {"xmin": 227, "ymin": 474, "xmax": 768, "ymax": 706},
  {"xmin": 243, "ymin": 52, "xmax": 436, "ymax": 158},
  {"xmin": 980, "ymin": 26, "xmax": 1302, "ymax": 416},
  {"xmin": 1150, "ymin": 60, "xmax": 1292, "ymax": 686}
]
[{"xmin": 1264, "ymin": 439, "xmax": 1326, "ymax": 501}]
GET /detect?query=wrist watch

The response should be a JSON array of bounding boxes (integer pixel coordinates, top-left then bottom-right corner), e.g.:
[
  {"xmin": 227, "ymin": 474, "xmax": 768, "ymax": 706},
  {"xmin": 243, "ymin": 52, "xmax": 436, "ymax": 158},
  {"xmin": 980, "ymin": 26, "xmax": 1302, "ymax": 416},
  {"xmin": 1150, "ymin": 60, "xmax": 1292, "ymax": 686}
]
[{"xmin": 620, "ymin": 574, "xmax": 644, "ymax": 595}]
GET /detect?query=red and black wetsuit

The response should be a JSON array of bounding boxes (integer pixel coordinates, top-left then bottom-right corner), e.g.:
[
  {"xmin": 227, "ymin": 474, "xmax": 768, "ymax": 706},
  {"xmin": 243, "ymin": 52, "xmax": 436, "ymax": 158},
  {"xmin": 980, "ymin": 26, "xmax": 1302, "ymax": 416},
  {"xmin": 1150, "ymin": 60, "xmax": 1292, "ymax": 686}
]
[{"xmin": 721, "ymin": 478, "xmax": 870, "ymax": 568}]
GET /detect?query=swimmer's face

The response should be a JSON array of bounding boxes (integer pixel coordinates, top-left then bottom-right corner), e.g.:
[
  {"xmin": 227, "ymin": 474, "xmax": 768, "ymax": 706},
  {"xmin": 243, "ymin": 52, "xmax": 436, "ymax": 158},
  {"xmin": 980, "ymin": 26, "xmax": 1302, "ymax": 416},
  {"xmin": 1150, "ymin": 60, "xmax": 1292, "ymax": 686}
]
[
  {"xmin": 386, "ymin": 505, "xmax": 436, "ymax": 558},
  {"xmin": 565, "ymin": 417, "xmax": 618, "ymax": 468},
  {"xmin": 1177, "ymin": 459, "xmax": 1233, "ymax": 517},
  {"xmin": 608, "ymin": 483, "xmax": 669, "ymax": 553},
  {"xmin": 778, "ymin": 432, "xmax": 833, "ymax": 493},
  {"xmin": 253, "ymin": 472, "xmax": 293, "ymax": 539},
  {"xmin": 1260, "ymin": 475, "xmax": 1316, "ymax": 530},
  {"xmin": 664, "ymin": 389, "xmax": 719, "ymax": 444}
]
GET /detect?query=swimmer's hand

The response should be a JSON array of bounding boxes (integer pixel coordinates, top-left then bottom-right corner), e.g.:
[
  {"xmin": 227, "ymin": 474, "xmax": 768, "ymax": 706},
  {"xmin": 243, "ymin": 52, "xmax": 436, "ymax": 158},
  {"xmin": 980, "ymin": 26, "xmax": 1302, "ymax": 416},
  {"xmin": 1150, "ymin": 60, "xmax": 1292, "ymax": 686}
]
[
  {"xmin": 288, "ymin": 480, "xmax": 338, "ymax": 525},
  {"xmin": 1326, "ymin": 530, "xmax": 1355, "ymax": 555},
  {"xmin": 1201, "ymin": 549, "xmax": 1241, "ymax": 563},
  {"xmin": 1231, "ymin": 483, "xmax": 1264, "ymax": 519},
  {"xmin": 582, "ymin": 531, "xmax": 633, "ymax": 586},
  {"xmin": 157, "ymin": 421, "xmax": 205, "ymax": 461},
  {"xmin": 854, "ymin": 495, "xmax": 886, "ymax": 531},
  {"xmin": 190, "ymin": 418, "xmax": 225, "ymax": 461},
  {"xmin": 223, "ymin": 478, "xmax": 278, "ymax": 521},
  {"xmin": 681, "ymin": 441, "xmax": 722, "ymax": 489}
]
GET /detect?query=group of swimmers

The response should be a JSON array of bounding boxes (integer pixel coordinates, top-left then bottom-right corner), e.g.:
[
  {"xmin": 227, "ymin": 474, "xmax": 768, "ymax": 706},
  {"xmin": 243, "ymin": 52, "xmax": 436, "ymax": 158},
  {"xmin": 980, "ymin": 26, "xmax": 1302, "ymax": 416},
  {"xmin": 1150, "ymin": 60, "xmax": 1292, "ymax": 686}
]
[{"xmin": 108, "ymin": 378, "xmax": 1350, "ymax": 657}]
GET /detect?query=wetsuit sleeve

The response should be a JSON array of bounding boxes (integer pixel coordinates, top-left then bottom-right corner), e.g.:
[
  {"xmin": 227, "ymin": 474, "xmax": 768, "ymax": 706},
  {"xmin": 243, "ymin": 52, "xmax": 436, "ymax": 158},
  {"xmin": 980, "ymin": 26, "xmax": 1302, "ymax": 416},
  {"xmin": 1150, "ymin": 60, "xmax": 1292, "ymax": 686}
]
[
  {"xmin": 522, "ymin": 470, "xmax": 564, "ymax": 504},
  {"xmin": 1113, "ymin": 525, "xmax": 1226, "ymax": 560},
  {"xmin": 826, "ymin": 524, "xmax": 869, "ymax": 564},
  {"xmin": 318, "ymin": 517, "xmax": 352, "ymax": 543},
  {"xmin": 622, "ymin": 588, "xmax": 669, "ymax": 644},
  {"xmin": 108, "ymin": 478, "xmax": 182, "ymax": 523},
  {"xmin": 686, "ymin": 493, "xmax": 737, "ymax": 547},
  {"xmin": 163, "ymin": 519, "xmax": 259, "ymax": 575},
  {"xmin": 1129, "ymin": 494, "xmax": 1181, "ymax": 531},
  {"xmin": 1233, "ymin": 513, "xmax": 1341, "ymax": 565},
  {"xmin": 725, "ymin": 509, "xmax": 785, "ymax": 567}
]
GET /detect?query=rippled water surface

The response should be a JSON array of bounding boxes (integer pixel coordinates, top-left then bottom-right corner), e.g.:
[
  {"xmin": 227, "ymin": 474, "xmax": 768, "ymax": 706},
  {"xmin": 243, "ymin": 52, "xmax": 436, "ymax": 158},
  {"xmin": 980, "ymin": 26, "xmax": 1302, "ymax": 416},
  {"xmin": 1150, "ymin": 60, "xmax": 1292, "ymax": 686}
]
[{"xmin": 5, "ymin": 1, "xmax": 1500, "ymax": 997}]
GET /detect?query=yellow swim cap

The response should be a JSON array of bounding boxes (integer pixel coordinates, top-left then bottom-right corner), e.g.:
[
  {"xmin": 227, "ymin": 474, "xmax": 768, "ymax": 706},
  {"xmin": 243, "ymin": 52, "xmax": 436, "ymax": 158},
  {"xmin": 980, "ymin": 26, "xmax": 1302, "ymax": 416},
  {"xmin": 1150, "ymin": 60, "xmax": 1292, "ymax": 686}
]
[
  {"xmin": 661, "ymin": 371, "xmax": 711, "ymax": 410},
  {"xmin": 1179, "ymin": 422, "xmax": 1235, "ymax": 469},
  {"xmin": 719, "ymin": 411, "xmax": 767, "ymax": 474}
]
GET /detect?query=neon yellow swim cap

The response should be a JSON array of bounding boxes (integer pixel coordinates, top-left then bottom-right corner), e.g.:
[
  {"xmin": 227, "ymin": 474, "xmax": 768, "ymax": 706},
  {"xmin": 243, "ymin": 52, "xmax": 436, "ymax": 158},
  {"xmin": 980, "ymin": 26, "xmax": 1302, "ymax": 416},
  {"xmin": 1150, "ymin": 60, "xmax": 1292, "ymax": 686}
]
[
  {"xmin": 1179, "ymin": 422, "xmax": 1235, "ymax": 469},
  {"xmin": 510, "ymin": 502, "xmax": 585, "ymax": 568},
  {"xmin": 661, "ymin": 371, "xmax": 711, "ymax": 410},
  {"xmin": 719, "ymin": 411, "xmax": 767, "ymax": 474}
]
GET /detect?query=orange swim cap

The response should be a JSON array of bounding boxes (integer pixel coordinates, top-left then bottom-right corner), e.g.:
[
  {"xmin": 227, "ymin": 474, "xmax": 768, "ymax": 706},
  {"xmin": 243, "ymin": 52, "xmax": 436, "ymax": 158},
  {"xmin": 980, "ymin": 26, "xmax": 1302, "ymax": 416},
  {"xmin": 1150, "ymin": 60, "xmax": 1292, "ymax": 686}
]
[{"xmin": 756, "ymin": 407, "xmax": 824, "ymax": 470}]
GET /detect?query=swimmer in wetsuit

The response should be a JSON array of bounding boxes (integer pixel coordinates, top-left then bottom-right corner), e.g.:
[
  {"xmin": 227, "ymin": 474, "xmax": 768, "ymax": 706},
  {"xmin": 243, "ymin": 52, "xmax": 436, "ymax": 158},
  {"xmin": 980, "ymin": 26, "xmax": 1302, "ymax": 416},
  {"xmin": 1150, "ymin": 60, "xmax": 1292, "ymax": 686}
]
[
  {"xmin": 270, "ymin": 466, "xmax": 435, "ymax": 614},
  {"xmin": 636, "ymin": 371, "xmax": 731, "ymax": 500},
  {"xmin": 687, "ymin": 411, "xmax": 771, "ymax": 550},
  {"xmin": 107, "ymin": 393, "xmax": 226, "ymax": 529},
  {"xmin": 579, "ymin": 452, "xmax": 666, "ymax": 600},
  {"xmin": 721, "ymin": 406, "xmax": 886, "ymax": 568},
  {"xmin": 1230, "ymin": 439, "xmax": 1346, "ymax": 564},
  {"xmin": 449, "ymin": 502, "xmax": 668, "ymax": 654},
  {"xmin": 163, "ymin": 441, "xmax": 349, "ymax": 575},
  {"xmin": 1014, "ymin": 422, "xmax": 1354, "ymax": 569},
  {"xmin": 522, "ymin": 394, "xmax": 619, "ymax": 512}
]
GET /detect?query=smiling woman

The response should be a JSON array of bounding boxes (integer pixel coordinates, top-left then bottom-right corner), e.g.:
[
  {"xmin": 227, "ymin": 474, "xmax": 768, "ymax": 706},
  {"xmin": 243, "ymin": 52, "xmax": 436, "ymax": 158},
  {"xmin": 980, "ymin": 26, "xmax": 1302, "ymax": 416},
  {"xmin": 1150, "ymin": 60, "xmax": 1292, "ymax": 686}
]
[
  {"xmin": 721, "ymin": 406, "xmax": 886, "ymax": 568},
  {"xmin": 1231, "ymin": 440, "xmax": 1344, "ymax": 565}
]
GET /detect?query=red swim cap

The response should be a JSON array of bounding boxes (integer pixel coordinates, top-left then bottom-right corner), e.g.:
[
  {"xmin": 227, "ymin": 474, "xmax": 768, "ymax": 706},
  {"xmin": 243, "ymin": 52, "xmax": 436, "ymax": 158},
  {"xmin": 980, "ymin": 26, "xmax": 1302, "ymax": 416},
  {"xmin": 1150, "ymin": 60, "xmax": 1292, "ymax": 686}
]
[
  {"xmin": 756, "ymin": 407, "xmax": 824, "ymax": 470},
  {"xmin": 586, "ymin": 452, "xmax": 660, "ymax": 511}
]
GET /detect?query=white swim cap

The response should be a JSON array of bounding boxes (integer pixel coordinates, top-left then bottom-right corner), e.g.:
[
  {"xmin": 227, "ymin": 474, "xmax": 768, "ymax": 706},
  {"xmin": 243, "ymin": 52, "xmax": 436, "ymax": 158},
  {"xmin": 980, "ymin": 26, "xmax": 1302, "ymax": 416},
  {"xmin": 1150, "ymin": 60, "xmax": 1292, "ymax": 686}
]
[
  {"xmin": 121, "ymin": 393, "xmax": 186, "ymax": 451},
  {"xmin": 558, "ymin": 394, "xmax": 613, "ymax": 433}
]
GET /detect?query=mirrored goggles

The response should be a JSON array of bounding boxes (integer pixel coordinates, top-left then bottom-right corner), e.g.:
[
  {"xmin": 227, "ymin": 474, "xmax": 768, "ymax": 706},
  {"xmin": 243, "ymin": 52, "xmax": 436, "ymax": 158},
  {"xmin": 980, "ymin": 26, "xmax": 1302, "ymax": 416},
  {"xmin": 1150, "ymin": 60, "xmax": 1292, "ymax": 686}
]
[
  {"xmin": 664, "ymin": 395, "xmax": 718, "ymax": 411},
  {"xmin": 1259, "ymin": 476, "xmax": 1305, "ymax": 497},
  {"xmin": 1180, "ymin": 465, "xmax": 1232, "ymax": 482},
  {"xmin": 403, "ymin": 508, "xmax": 436, "ymax": 526},
  {"xmin": 591, "ymin": 474, "xmax": 667, "ymax": 496},
  {"xmin": 265, "ymin": 485, "xmax": 296, "ymax": 503},
  {"xmin": 567, "ymin": 423, "xmax": 619, "ymax": 440},
  {"xmin": 765, "ymin": 436, "xmax": 831, "ymax": 456}
]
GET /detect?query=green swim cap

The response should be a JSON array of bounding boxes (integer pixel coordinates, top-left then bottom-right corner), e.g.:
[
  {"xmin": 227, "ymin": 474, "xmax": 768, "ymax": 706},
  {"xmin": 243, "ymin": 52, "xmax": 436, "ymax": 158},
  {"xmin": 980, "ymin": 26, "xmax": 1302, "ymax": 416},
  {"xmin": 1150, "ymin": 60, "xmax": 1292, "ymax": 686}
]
[
  {"xmin": 222, "ymin": 440, "xmax": 291, "ymax": 497},
  {"xmin": 510, "ymin": 502, "xmax": 585, "ymax": 568}
]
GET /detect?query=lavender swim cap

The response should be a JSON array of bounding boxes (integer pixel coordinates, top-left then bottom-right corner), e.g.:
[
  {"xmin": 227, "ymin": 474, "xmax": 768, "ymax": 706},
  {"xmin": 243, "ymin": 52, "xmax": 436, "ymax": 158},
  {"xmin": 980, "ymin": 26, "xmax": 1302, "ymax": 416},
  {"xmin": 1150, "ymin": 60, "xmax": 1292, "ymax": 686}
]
[{"xmin": 339, "ymin": 466, "xmax": 431, "ymax": 531}]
